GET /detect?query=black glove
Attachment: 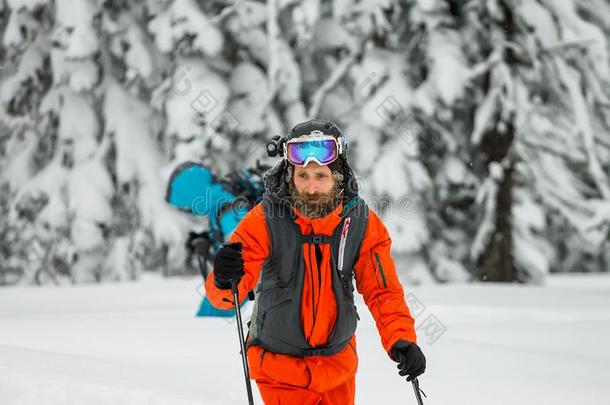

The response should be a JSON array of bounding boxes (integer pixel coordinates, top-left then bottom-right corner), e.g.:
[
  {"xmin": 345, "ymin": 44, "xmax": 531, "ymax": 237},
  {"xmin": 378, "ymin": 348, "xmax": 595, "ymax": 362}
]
[
  {"xmin": 390, "ymin": 339, "xmax": 426, "ymax": 382},
  {"xmin": 213, "ymin": 242, "xmax": 244, "ymax": 290}
]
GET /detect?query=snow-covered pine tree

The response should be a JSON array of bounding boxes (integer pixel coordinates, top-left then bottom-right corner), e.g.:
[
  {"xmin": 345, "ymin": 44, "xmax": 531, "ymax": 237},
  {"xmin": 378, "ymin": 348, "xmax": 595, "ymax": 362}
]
[
  {"xmin": 0, "ymin": 0, "xmax": 297, "ymax": 284},
  {"xmin": 1, "ymin": 0, "xmax": 609, "ymax": 285},
  {"xmin": 0, "ymin": 0, "xmax": 186, "ymax": 284},
  {"xmin": 285, "ymin": 0, "xmax": 609, "ymax": 282},
  {"xmin": 466, "ymin": 0, "xmax": 610, "ymax": 281}
]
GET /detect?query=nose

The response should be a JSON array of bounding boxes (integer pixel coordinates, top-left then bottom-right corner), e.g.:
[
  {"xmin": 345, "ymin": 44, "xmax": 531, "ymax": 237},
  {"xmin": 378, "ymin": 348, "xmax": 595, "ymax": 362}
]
[{"xmin": 304, "ymin": 181, "xmax": 319, "ymax": 195}]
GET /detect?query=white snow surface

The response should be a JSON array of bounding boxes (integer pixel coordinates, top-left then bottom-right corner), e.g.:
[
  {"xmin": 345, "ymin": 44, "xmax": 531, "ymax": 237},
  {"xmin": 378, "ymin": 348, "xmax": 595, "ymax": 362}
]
[{"xmin": 1, "ymin": 273, "xmax": 609, "ymax": 404}]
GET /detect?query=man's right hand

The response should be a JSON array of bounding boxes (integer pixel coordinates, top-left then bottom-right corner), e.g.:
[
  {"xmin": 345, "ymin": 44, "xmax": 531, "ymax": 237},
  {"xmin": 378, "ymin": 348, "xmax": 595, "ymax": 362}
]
[
  {"xmin": 391, "ymin": 339, "xmax": 426, "ymax": 382},
  {"xmin": 213, "ymin": 242, "xmax": 245, "ymax": 290}
]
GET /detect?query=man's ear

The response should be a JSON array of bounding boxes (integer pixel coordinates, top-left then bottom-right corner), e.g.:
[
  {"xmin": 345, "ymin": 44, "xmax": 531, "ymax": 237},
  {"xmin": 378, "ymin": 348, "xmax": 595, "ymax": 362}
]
[{"xmin": 285, "ymin": 165, "xmax": 294, "ymax": 183}]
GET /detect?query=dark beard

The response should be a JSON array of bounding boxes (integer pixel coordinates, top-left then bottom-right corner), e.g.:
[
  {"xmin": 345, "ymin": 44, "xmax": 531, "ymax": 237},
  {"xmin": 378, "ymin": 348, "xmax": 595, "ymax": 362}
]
[{"xmin": 290, "ymin": 183, "xmax": 342, "ymax": 219}]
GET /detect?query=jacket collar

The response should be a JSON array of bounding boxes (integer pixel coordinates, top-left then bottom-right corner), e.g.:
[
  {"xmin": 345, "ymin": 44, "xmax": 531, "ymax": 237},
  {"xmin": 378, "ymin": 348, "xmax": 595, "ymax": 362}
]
[{"xmin": 292, "ymin": 201, "xmax": 345, "ymax": 236}]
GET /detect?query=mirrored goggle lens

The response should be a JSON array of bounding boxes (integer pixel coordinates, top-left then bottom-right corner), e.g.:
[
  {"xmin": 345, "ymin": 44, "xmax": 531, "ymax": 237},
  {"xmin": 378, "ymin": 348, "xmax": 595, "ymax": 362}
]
[{"xmin": 286, "ymin": 139, "xmax": 338, "ymax": 166}]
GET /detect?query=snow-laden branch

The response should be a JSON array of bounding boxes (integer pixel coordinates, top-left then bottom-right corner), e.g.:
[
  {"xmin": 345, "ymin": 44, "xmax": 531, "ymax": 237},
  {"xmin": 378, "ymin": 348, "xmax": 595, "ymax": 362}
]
[
  {"xmin": 466, "ymin": 47, "xmax": 504, "ymax": 82},
  {"xmin": 266, "ymin": 0, "xmax": 280, "ymax": 104},
  {"xmin": 308, "ymin": 53, "xmax": 359, "ymax": 118},
  {"xmin": 470, "ymin": 162, "xmax": 503, "ymax": 263},
  {"xmin": 540, "ymin": 38, "xmax": 600, "ymax": 55},
  {"xmin": 517, "ymin": 137, "xmax": 587, "ymax": 164},
  {"xmin": 583, "ymin": 200, "xmax": 610, "ymax": 233},
  {"xmin": 210, "ymin": 3, "xmax": 238, "ymax": 24},
  {"xmin": 555, "ymin": 58, "xmax": 610, "ymax": 199},
  {"xmin": 522, "ymin": 148, "xmax": 607, "ymax": 245}
]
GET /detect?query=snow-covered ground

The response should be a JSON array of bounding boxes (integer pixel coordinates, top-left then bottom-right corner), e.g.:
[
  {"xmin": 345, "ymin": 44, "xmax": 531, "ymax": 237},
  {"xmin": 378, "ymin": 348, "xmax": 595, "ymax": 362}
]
[{"xmin": 1, "ymin": 273, "xmax": 609, "ymax": 405}]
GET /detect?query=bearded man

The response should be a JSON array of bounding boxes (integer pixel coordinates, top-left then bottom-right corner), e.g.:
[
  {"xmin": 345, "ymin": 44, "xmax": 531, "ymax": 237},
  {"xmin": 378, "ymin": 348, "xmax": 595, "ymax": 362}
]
[{"xmin": 205, "ymin": 119, "xmax": 426, "ymax": 404}]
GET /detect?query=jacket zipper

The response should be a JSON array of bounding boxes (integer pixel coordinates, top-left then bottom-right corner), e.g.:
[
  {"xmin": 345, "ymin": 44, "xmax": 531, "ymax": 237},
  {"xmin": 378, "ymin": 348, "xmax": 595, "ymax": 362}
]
[
  {"xmin": 371, "ymin": 251, "xmax": 381, "ymax": 288},
  {"xmin": 315, "ymin": 244, "xmax": 322, "ymax": 290},
  {"xmin": 308, "ymin": 240, "xmax": 325, "ymax": 332},
  {"xmin": 374, "ymin": 252, "xmax": 387, "ymax": 288},
  {"xmin": 309, "ymin": 244, "xmax": 316, "ymax": 327}
]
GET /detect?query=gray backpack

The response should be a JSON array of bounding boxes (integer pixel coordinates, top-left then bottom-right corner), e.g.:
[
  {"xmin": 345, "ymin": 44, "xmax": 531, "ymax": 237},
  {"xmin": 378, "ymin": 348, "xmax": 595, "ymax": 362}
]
[{"xmin": 248, "ymin": 196, "xmax": 369, "ymax": 356}]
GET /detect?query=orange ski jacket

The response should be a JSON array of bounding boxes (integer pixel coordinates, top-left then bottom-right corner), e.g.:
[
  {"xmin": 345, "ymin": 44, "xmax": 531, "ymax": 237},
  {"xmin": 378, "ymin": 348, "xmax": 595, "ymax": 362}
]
[{"xmin": 205, "ymin": 199, "xmax": 417, "ymax": 393}]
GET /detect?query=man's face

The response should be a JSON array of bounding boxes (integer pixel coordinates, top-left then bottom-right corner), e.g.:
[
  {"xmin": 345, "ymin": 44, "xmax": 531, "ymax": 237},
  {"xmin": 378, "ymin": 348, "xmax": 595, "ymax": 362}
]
[
  {"xmin": 293, "ymin": 162, "xmax": 335, "ymax": 202},
  {"xmin": 290, "ymin": 162, "xmax": 341, "ymax": 218}
]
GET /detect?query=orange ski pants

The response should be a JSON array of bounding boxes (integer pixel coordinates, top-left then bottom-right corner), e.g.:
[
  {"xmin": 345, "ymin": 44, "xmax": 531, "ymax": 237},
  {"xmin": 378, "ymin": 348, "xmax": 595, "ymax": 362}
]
[{"xmin": 255, "ymin": 373, "xmax": 355, "ymax": 405}]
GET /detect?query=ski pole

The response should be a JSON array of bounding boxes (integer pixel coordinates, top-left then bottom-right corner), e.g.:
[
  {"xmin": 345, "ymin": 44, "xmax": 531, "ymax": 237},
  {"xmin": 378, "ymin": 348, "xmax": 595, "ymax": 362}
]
[
  {"xmin": 231, "ymin": 278, "xmax": 254, "ymax": 405},
  {"xmin": 411, "ymin": 378, "xmax": 426, "ymax": 405}
]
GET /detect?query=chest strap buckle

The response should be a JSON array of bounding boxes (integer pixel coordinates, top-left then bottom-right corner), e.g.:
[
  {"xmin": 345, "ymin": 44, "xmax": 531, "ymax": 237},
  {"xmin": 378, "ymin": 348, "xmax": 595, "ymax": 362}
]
[
  {"xmin": 304, "ymin": 348, "xmax": 324, "ymax": 356},
  {"xmin": 300, "ymin": 234, "xmax": 332, "ymax": 244}
]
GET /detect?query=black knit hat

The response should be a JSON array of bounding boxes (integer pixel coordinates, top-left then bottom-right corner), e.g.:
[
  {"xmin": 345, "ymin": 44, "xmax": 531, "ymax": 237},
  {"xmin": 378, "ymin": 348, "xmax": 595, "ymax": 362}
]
[{"xmin": 287, "ymin": 119, "xmax": 344, "ymax": 140}]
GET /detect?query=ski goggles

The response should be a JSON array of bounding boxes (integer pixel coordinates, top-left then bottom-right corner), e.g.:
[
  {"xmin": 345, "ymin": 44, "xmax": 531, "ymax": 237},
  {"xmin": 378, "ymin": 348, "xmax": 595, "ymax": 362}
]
[{"xmin": 283, "ymin": 132, "xmax": 344, "ymax": 167}]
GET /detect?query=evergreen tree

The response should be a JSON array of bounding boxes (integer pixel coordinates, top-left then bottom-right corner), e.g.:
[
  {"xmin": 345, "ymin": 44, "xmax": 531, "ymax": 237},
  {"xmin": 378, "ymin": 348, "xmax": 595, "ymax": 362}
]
[{"xmin": 0, "ymin": 0, "xmax": 608, "ymax": 285}]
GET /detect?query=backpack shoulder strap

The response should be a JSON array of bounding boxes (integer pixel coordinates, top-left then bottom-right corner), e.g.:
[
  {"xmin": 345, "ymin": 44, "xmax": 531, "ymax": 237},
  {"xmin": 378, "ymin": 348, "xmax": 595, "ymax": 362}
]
[{"xmin": 335, "ymin": 197, "xmax": 369, "ymax": 276}]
